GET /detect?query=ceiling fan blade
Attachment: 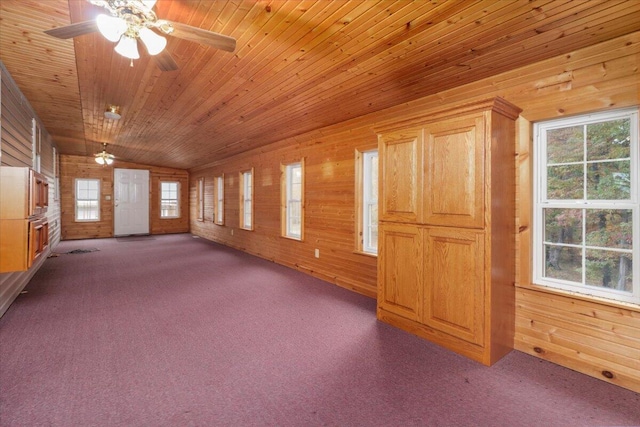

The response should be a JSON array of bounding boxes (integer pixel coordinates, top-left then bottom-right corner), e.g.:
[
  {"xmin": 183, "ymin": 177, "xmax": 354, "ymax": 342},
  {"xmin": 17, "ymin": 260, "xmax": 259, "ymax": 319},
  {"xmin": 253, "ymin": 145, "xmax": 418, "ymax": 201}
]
[
  {"xmin": 168, "ymin": 21, "xmax": 236, "ymax": 53},
  {"xmin": 153, "ymin": 49, "xmax": 179, "ymax": 72},
  {"xmin": 44, "ymin": 20, "xmax": 99, "ymax": 39}
]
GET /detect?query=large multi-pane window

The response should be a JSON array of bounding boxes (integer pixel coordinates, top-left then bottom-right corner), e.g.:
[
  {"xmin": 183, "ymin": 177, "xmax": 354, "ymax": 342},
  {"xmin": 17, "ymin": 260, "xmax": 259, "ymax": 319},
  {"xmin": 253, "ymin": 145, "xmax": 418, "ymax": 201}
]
[
  {"xmin": 533, "ymin": 108, "xmax": 638, "ymax": 304},
  {"xmin": 282, "ymin": 161, "xmax": 304, "ymax": 240},
  {"xmin": 356, "ymin": 149, "xmax": 378, "ymax": 255},
  {"xmin": 239, "ymin": 169, "xmax": 253, "ymax": 230},
  {"xmin": 160, "ymin": 181, "xmax": 180, "ymax": 218},
  {"xmin": 75, "ymin": 178, "xmax": 100, "ymax": 221},
  {"xmin": 214, "ymin": 174, "xmax": 224, "ymax": 225}
]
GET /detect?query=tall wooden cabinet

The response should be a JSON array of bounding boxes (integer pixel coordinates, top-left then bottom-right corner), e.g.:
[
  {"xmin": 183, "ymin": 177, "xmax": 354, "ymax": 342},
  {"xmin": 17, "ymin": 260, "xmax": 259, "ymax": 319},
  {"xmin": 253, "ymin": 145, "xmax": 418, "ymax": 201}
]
[
  {"xmin": 0, "ymin": 167, "xmax": 49, "ymax": 273},
  {"xmin": 376, "ymin": 98, "xmax": 521, "ymax": 366}
]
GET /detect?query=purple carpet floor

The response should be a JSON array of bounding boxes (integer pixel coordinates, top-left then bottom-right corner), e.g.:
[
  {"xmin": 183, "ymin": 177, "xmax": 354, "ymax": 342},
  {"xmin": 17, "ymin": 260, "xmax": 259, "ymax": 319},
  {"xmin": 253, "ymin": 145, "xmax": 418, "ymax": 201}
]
[{"xmin": 1, "ymin": 234, "xmax": 639, "ymax": 426}]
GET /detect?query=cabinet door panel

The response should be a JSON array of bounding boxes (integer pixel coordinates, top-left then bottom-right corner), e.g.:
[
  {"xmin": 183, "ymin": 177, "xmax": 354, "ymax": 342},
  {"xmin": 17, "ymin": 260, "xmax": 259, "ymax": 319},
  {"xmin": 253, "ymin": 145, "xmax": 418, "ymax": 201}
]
[
  {"xmin": 379, "ymin": 129, "xmax": 422, "ymax": 223},
  {"xmin": 378, "ymin": 223, "xmax": 423, "ymax": 321},
  {"xmin": 424, "ymin": 227, "xmax": 485, "ymax": 346},
  {"xmin": 424, "ymin": 115, "xmax": 485, "ymax": 228}
]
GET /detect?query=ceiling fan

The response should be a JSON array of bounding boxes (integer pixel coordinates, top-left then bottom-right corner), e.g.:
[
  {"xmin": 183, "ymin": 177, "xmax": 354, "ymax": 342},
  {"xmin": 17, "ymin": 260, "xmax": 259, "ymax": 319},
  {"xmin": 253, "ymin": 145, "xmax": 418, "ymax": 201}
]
[
  {"xmin": 95, "ymin": 143, "xmax": 115, "ymax": 165},
  {"xmin": 44, "ymin": 0, "xmax": 236, "ymax": 71}
]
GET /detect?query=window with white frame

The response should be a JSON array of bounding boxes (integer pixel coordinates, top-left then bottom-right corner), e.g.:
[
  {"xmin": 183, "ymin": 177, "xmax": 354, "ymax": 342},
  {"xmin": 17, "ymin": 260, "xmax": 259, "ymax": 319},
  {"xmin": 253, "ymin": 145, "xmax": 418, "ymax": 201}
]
[
  {"xmin": 53, "ymin": 146, "xmax": 60, "ymax": 201},
  {"xmin": 32, "ymin": 119, "xmax": 41, "ymax": 173},
  {"xmin": 214, "ymin": 175, "xmax": 224, "ymax": 225},
  {"xmin": 363, "ymin": 150, "xmax": 378, "ymax": 254},
  {"xmin": 533, "ymin": 108, "xmax": 638, "ymax": 304},
  {"xmin": 239, "ymin": 169, "xmax": 253, "ymax": 230},
  {"xmin": 282, "ymin": 161, "xmax": 304, "ymax": 240},
  {"xmin": 196, "ymin": 177, "xmax": 204, "ymax": 221},
  {"xmin": 160, "ymin": 181, "xmax": 180, "ymax": 218},
  {"xmin": 75, "ymin": 178, "xmax": 100, "ymax": 221}
]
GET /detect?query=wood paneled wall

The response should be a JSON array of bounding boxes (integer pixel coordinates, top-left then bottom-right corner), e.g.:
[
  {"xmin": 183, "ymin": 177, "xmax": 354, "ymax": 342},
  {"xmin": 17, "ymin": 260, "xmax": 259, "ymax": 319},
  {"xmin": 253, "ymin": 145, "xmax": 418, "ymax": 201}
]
[
  {"xmin": 190, "ymin": 31, "xmax": 640, "ymax": 391},
  {"xmin": 191, "ymin": 128, "xmax": 378, "ymax": 297},
  {"xmin": 0, "ymin": 61, "xmax": 61, "ymax": 317},
  {"xmin": 60, "ymin": 155, "xmax": 189, "ymax": 240}
]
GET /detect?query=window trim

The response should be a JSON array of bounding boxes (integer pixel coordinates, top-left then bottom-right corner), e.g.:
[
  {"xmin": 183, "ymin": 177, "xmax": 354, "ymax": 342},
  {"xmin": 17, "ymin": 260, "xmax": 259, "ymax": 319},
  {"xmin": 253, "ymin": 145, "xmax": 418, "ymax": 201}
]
[
  {"xmin": 533, "ymin": 108, "xmax": 639, "ymax": 305},
  {"xmin": 355, "ymin": 149, "xmax": 379, "ymax": 256},
  {"xmin": 74, "ymin": 178, "xmax": 100, "ymax": 222},
  {"xmin": 214, "ymin": 174, "xmax": 224, "ymax": 225},
  {"xmin": 281, "ymin": 160, "xmax": 304, "ymax": 241},
  {"xmin": 239, "ymin": 168, "xmax": 254, "ymax": 231},
  {"xmin": 160, "ymin": 181, "xmax": 180, "ymax": 219}
]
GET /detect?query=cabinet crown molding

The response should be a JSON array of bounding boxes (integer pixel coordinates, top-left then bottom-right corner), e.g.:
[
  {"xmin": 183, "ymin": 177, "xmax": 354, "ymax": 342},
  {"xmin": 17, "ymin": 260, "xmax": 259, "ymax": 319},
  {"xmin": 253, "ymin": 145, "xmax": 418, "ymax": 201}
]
[{"xmin": 373, "ymin": 97, "xmax": 522, "ymax": 134}]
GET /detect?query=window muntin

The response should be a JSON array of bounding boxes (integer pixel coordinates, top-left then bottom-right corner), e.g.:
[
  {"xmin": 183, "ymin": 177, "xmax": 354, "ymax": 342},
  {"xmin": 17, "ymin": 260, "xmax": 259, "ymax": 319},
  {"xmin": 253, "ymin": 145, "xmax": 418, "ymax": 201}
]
[
  {"xmin": 196, "ymin": 177, "xmax": 204, "ymax": 221},
  {"xmin": 534, "ymin": 109, "xmax": 638, "ymax": 304},
  {"xmin": 282, "ymin": 162, "xmax": 303, "ymax": 240},
  {"xmin": 214, "ymin": 175, "xmax": 224, "ymax": 225},
  {"xmin": 160, "ymin": 181, "xmax": 180, "ymax": 218},
  {"xmin": 240, "ymin": 169, "xmax": 253, "ymax": 230},
  {"xmin": 75, "ymin": 178, "xmax": 100, "ymax": 221}
]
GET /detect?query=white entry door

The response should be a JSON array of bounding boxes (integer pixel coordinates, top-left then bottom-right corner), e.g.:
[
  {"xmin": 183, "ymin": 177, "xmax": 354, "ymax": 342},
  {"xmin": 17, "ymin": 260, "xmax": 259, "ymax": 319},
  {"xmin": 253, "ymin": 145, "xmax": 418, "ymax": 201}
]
[{"xmin": 114, "ymin": 168, "xmax": 150, "ymax": 236}]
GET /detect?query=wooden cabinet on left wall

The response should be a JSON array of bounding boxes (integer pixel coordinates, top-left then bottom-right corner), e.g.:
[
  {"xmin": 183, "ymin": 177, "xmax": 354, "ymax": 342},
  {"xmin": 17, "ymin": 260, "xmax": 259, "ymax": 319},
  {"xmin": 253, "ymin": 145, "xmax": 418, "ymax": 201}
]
[{"xmin": 0, "ymin": 166, "xmax": 49, "ymax": 272}]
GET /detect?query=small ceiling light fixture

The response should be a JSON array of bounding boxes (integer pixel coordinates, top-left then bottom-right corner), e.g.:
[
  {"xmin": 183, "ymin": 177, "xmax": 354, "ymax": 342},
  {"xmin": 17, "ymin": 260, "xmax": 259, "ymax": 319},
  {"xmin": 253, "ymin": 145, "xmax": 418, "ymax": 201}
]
[
  {"xmin": 95, "ymin": 143, "xmax": 115, "ymax": 166},
  {"xmin": 91, "ymin": 0, "xmax": 172, "ymax": 63},
  {"xmin": 104, "ymin": 104, "xmax": 122, "ymax": 120}
]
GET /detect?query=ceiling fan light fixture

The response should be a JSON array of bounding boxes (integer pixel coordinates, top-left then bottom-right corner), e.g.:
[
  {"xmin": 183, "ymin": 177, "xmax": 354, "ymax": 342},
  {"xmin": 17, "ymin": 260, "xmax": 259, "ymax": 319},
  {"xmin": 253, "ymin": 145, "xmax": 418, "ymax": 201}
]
[
  {"xmin": 139, "ymin": 27, "xmax": 166, "ymax": 55},
  {"xmin": 96, "ymin": 14, "xmax": 127, "ymax": 42},
  {"xmin": 114, "ymin": 34, "xmax": 140, "ymax": 59},
  {"xmin": 95, "ymin": 143, "xmax": 115, "ymax": 166}
]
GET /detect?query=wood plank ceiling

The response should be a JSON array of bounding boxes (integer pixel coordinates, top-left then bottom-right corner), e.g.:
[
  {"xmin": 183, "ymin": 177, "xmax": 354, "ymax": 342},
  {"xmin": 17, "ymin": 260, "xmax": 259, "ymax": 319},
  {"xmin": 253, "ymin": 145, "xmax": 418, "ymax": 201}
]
[{"xmin": 1, "ymin": 0, "xmax": 640, "ymax": 170}]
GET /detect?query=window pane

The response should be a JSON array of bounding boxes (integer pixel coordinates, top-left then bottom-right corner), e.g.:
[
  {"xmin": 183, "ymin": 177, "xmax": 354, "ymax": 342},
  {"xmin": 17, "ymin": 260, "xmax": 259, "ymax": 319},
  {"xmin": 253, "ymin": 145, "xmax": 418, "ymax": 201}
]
[
  {"xmin": 585, "ymin": 209, "xmax": 633, "ymax": 250},
  {"xmin": 587, "ymin": 118, "xmax": 631, "ymax": 161},
  {"xmin": 547, "ymin": 164, "xmax": 583, "ymax": 199},
  {"xmin": 368, "ymin": 203, "xmax": 378, "ymax": 251},
  {"xmin": 547, "ymin": 125, "xmax": 584, "ymax": 164},
  {"xmin": 544, "ymin": 208, "xmax": 582, "ymax": 245},
  {"xmin": 544, "ymin": 245, "xmax": 582, "ymax": 283},
  {"xmin": 368, "ymin": 155, "xmax": 378, "ymax": 200},
  {"xmin": 586, "ymin": 160, "xmax": 631, "ymax": 200},
  {"xmin": 585, "ymin": 249, "xmax": 632, "ymax": 292},
  {"xmin": 288, "ymin": 200, "xmax": 301, "ymax": 237}
]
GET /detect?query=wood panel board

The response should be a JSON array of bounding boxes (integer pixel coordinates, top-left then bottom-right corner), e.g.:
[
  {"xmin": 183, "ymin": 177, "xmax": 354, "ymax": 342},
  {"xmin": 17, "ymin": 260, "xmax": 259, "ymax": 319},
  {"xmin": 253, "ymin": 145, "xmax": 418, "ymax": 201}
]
[{"xmin": 2, "ymin": 0, "xmax": 640, "ymax": 169}]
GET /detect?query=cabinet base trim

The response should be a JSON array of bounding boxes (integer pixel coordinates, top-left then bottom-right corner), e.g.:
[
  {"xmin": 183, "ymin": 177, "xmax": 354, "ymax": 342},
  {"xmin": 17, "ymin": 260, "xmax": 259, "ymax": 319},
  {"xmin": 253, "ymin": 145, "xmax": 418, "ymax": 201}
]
[{"xmin": 377, "ymin": 307, "xmax": 511, "ymax": 366}]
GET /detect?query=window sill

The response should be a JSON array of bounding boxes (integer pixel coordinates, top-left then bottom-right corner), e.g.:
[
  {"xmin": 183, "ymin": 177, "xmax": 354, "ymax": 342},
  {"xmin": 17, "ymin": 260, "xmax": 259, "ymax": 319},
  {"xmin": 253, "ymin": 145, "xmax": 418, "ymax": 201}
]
[
  {"xmin": 353, "ymin": 250, "xmax": 377, "ymax": 258},
  {"xmin": 281, "ymin": 235, "xmax": 302, "ymax": 242},
  {"xmin": 516, "ymin": 282, "xmax": 640, "ymax": 313}
]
